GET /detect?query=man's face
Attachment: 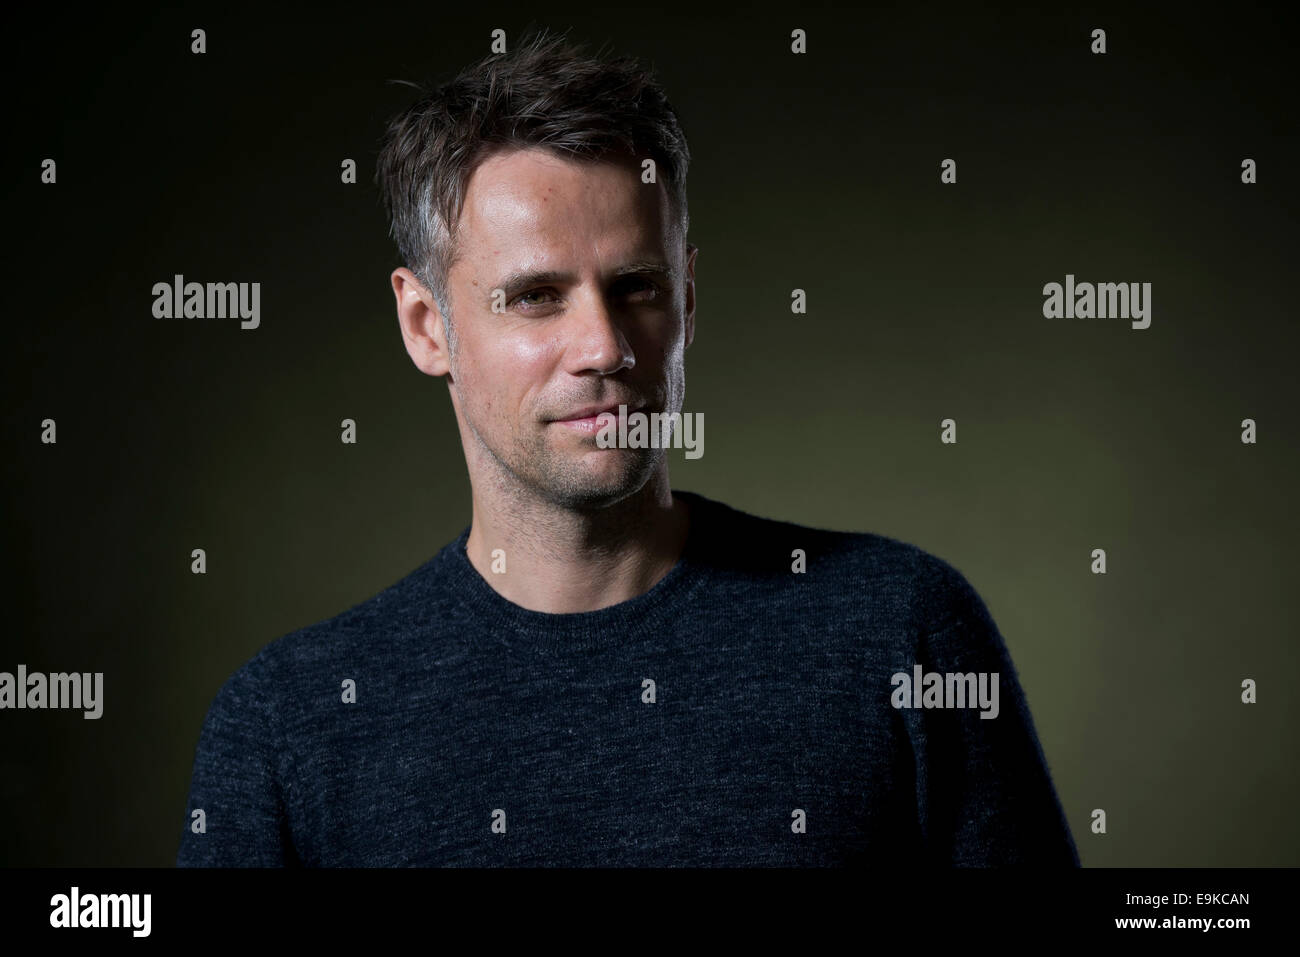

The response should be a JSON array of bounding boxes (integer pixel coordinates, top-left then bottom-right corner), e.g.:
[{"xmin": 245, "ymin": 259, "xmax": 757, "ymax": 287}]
[{"xmin": 440, "ymin": 146, "xmax": 696, "ymax": 510}]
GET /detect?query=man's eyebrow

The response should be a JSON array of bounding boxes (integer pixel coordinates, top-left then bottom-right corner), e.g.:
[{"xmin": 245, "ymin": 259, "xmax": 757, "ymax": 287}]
[
  {"xmin": 494, "ymin": 260, "xmax": 678, "ymax": 298},
  {"xmin": 613, "ymin": 259, "xmax": 677, "ymax": 281}
]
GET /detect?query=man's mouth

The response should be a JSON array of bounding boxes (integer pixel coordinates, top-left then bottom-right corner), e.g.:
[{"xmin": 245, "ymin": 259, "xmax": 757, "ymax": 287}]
[{"xmin": 550, "ymin": 403, "xmax": 645, "ymax": 433}]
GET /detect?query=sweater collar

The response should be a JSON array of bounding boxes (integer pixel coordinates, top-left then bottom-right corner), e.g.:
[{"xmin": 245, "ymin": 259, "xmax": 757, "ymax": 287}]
[{"xmin": 435, "ymin": 489, "xmax": 713, "ymax": 649}]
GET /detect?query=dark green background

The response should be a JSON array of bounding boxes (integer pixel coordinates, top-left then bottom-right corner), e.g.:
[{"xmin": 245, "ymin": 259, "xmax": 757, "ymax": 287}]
[{"xmin": 2, "ymin": 1, "xmax": 1296, "ymax": 866}]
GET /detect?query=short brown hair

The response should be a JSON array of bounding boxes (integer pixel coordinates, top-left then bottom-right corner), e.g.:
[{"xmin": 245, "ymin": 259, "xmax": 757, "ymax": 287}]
[{"xmin": 374, "ymin": 29, "xmax": 692, "ymax": 325}]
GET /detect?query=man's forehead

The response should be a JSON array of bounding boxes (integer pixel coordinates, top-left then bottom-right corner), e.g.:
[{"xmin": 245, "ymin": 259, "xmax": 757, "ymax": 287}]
[{"xmin": 457, "ymin": 147, "xmax": 671, "ymax": 253}]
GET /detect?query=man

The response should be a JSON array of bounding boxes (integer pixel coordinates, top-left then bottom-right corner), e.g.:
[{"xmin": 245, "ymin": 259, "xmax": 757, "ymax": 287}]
[{"xmin": 177, "ymin": 30, "xmax": 1079, "ymax": 867}]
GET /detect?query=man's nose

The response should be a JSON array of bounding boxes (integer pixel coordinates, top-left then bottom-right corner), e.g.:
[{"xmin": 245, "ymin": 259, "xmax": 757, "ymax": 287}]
[{"xmin": 566, "ymin": 290, "xmax": 635, "ymax": 375}]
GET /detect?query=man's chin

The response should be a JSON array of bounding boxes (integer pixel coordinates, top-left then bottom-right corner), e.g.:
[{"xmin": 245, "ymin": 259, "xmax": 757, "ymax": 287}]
[{"xmin": 537, "ymin": 451, "xmax": 660, "ymax": 510}]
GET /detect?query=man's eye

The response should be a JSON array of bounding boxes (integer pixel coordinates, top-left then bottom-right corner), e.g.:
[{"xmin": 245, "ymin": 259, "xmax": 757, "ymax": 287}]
[
  {"xmin": 512, "ymin": 289, "xmax": 556, "ymax": 308},
  {"xmin": 618, "ymin": 278, "xmax": 660, "ymax": 298}
]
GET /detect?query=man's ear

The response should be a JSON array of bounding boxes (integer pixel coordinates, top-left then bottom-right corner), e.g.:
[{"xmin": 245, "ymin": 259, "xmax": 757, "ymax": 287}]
[
  {"xmin": 683, "ymin": 243, "xmax": 698, "ymax": 349},
  {"xmin": 391, "ymin": 268, "xmax": 452, "ymax": 377}
]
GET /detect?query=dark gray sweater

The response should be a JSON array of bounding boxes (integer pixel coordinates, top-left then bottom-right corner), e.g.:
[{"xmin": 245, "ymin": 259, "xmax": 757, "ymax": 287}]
[{"xmin": 176, "ymin": 490, "xmax": 1079, "ymax": 866}]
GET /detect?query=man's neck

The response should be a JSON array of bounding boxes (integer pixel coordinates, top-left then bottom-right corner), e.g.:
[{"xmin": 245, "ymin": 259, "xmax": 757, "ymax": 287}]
[{"xmin": 463, "ymin": 472, "xmax": 691, "ymax": 614}]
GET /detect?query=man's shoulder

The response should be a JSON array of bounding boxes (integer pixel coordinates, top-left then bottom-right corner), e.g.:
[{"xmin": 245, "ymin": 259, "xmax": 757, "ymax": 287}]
[
  {"xmin": 207, "ymin": 544, "xmax": 464, "ymax": 706},
  {"xmin": 683, "ymin": 491, "xmax": 986, "ymax": 634}
]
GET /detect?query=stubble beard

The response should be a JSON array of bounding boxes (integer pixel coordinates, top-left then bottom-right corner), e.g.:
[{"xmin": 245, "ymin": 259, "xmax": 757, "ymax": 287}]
[{"xmin": 468, "ymin": 409, "xmax": 664, "ymax": 512}]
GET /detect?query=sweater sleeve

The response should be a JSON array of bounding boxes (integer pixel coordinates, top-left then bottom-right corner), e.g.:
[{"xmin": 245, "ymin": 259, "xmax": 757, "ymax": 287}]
[
  {"xmin": 176, "ymin": 651, "xmax": 298, "ymax": 867},
  {"xmin": 904, "ymin": 560, "xmax": 1080, "ymax": 866}
]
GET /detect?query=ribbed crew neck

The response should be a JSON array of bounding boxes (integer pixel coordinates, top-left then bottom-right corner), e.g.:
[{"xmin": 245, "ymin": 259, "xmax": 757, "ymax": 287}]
[{"xmin": 436, "ymin": 489, "xmax": 713, "ymax": 649}]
